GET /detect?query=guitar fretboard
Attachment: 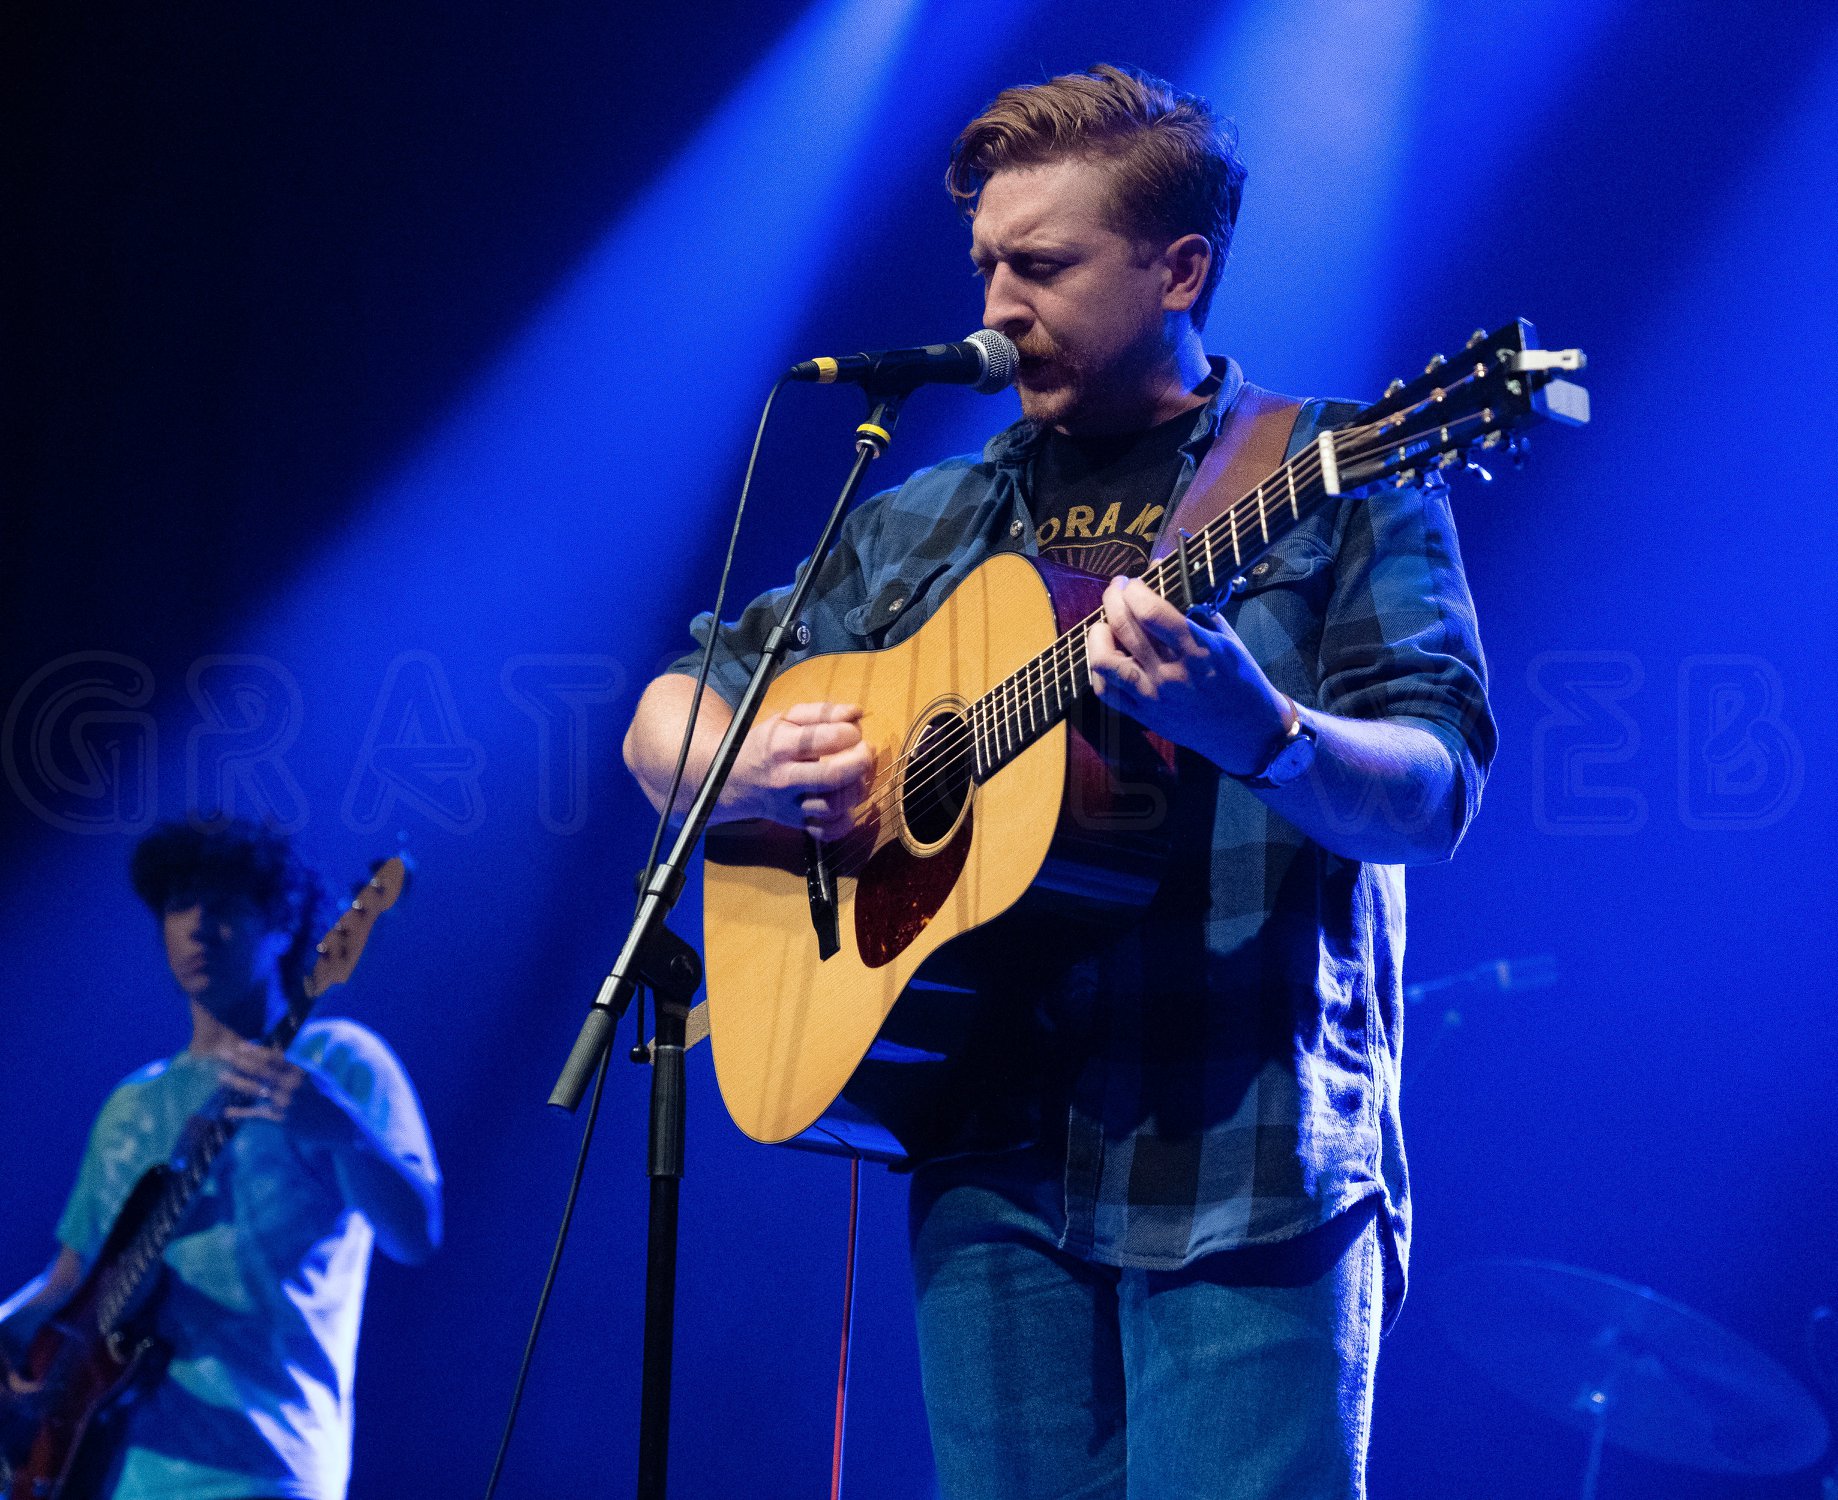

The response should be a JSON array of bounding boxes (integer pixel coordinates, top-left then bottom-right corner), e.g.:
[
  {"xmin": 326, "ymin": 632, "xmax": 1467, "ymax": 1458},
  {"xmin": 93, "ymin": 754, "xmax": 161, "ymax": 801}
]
[
  {"xmin": 92, "ymin": 1001, "xmax": 312, "ymax": 1336},
  {"xmin": 967, "ymin": 430, "xmax": 1340, "ymax": 780}
]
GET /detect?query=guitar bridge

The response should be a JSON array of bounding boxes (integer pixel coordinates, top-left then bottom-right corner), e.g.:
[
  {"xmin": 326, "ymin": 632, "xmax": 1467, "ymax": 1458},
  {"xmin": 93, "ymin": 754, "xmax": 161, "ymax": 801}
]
[{"xmin": 804, "ymin": 833, "xmax": 840, "ymax": 961}]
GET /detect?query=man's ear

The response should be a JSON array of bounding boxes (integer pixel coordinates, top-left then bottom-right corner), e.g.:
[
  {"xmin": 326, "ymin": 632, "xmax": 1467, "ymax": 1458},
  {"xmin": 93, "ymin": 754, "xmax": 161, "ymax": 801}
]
[{"xmin": 1160, "ymin": 233, "xmax": 1212, "ymax": 314}]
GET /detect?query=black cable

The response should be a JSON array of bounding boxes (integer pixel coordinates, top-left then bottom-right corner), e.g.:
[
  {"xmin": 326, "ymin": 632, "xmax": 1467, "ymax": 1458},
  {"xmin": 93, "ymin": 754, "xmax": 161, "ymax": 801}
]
[
  {"xmin": 483, "ymin": 1043, "xmax": 612, "ymax": 1500},
  {"xmin": 482, "ymin": 374, "xmax": 793, "ymax": 1499},
  {"xmin": 637, "ymin": 373, "xmax": 791, "ymax": 890}
]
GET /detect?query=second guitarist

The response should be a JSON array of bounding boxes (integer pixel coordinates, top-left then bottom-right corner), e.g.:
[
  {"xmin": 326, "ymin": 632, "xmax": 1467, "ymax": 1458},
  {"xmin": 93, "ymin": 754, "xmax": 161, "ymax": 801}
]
[{"xmin": 0, "ymin": 818, "xmax": 441, "ymax": 1500}]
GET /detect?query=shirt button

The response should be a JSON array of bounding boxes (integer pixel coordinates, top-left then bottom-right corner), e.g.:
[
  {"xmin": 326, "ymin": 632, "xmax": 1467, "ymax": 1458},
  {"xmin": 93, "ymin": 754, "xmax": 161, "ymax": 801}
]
[
  {"xmin": 1008, "ymin": 518, "xmax": 1025, "ymax": 539},
  {"xmin": 793, "ymin": 622, "xmax": 812, "ymax": 649},
  {"xmin": 1251, "ymin": 561, "xmax": 1270, "ymax": 575},
  {"xmin": 887, "ymin": 597, "xmax": 904, "ymax": 613}
]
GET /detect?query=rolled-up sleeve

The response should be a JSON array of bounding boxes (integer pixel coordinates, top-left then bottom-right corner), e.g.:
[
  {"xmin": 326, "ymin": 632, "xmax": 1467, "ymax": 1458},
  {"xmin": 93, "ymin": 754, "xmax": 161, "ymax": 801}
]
[
  {"xmin": 1316, "ymin": 478, "xmax": 1498, "ymax": 851},
  {"xmin": 665, "ymin": 495, "xmax": 886, "ymax": 709}
]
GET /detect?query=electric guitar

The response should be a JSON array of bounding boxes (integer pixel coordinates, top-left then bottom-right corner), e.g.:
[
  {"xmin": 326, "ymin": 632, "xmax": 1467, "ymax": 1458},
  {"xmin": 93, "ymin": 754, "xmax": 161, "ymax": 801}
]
[
  {"xmin": 700, "ymin": 319, "xmax": 1589, "ymax": 1164},
  {"xmin": 0, "ymin": 857, "xmax": 410, "ymax": 1500}
]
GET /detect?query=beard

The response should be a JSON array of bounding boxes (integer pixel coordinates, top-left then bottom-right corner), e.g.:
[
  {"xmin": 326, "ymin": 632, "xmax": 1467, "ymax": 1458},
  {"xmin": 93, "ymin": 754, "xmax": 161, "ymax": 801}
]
[
  {"xmin": 1013, "ymin": 343, "xmax": 1089, "ymax": 428},
  {"xmin": 1010, "ymin": 311, "xmax": 1179, "ymax": 434}
]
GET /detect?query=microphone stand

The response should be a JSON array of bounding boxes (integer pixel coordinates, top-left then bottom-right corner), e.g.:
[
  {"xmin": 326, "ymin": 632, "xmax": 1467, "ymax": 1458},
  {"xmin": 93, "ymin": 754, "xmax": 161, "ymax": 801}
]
[{"xmin": 548, "ymin": 385, "xmax": 909, "ymax": 1500}]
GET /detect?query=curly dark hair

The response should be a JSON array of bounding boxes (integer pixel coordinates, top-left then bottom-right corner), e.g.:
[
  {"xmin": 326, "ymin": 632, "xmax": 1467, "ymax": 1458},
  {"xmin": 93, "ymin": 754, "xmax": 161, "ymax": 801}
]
[
  {"xmin": 946, "ymin": 63, "xmax": 1247, "ymax": 330},
  {"xmin": 130, "ymin": 818, "xmax": 333, "ymax": 996}
]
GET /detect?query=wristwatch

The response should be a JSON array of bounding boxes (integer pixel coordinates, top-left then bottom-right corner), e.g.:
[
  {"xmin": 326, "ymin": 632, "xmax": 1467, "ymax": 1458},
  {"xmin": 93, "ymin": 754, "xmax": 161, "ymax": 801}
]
[{"xmin": 1231, "ymin": 695, "xmax": 1317, "ymax": 790}]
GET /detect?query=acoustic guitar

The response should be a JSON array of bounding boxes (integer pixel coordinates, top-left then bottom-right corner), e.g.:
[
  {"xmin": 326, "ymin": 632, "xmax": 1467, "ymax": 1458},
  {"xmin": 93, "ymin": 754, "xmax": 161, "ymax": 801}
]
[
  {"xmin": 702, "ymin": 320, "xmax": 1589, "ymax": 1163},
  {"xmin": 0, "ymin": 857, "xmax": 409, "ymax": 1500}
]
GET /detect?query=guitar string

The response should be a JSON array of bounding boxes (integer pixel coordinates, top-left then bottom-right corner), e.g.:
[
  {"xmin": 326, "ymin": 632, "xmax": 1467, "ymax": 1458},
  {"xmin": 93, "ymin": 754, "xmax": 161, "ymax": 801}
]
[
  {"xmin": 822, "ymin": 415, "xmax": 1364, "ymax": 829},
  {"xmin": 806, "ymin": 383, "xmax": 1497, "ymax": 874},
  {"xmin": 811, "ymin": 439, "xmax": 1342, "ymax": 872},
  {"xmin": 810, "ymin": 405, "xmax": 1440, "ymax": 873},
  {"xmin": 820, "ymin": 399, "xmax": 1432, "ymax": 850},
  {"xmin": 91, "ymin": 904, "xmax": 374, "ymax": 1331},
  {"xmin": 829, "ymin": 437, "xmax": 1335, "ymax": 817}
]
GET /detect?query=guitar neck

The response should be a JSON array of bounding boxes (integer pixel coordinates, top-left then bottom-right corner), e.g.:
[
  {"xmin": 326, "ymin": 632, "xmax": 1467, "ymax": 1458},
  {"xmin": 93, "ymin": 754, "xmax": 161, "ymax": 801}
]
[
  {"xmin": 91, "ymin": 1000, "xmax": 312, "ymax": 1336},
  {"xmin": 971, "ymin": 433, "xmax": 1340, "ymax": 780}
]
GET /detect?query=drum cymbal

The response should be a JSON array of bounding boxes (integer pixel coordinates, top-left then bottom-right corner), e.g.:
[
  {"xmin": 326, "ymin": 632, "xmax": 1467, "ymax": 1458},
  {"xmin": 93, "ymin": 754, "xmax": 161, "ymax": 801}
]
[{"xmin": 1432, "ymin": 1259, "xmax": 1830, "ymax": 1475}]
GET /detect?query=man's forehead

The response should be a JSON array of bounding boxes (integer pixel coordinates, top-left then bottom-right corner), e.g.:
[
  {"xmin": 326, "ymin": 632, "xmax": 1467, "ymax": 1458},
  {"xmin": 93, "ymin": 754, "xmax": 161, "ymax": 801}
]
[{"xmin": 969, "ymin": 160, "xmax": 1121, "ymax": 253}]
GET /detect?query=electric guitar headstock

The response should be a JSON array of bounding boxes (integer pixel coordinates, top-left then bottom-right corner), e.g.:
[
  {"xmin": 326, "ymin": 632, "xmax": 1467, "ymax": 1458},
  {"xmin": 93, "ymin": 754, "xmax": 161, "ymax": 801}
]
[
  {"xmin": 1330, "ymin": 318, "xmax": 1590, "ymax": 495},
  {"xmin": 302, "ymin": 854, "xmax": 412, "ymax": 1000}
]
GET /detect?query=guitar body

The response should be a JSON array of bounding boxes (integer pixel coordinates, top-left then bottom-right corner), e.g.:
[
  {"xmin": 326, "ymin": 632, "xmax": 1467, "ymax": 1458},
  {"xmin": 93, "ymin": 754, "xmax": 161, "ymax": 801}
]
[
  {"xmin": 5, "ymin": 1170, "xmax": 172, "ymax": 1500},
  {"xmin": 704, "ymin": 552, "xmax": 1175, "ymax": 1160}
]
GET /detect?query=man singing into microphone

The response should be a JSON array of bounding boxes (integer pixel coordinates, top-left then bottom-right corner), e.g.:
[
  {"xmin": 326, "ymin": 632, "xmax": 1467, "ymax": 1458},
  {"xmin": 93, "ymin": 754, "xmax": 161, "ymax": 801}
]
[{"xmin": 624, "ymin": 64, "xmax": 1494, "ymax": 1500}]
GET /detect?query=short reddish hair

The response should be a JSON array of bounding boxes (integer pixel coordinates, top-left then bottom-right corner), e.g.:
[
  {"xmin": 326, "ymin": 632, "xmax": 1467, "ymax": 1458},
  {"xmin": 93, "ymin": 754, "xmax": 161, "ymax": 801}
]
[{"xmin": 946, "ymin": 64, "xmax": 1246, "ymax": 329}]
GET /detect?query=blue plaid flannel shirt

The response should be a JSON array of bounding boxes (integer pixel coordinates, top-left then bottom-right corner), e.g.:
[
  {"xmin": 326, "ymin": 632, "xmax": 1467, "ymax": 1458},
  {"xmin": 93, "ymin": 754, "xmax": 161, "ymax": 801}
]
[{"xmin": 671, "ymin": 358, "xmax": 1497, "ymax": 1309}]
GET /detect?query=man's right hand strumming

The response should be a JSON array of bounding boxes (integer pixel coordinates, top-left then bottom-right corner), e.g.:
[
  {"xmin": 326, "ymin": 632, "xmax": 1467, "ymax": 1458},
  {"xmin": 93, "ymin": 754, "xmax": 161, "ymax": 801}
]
[
  {"xmin": 623, "ymin": 675, "xmax": 875, "ymax": 840},
  {"xmin": 716, "ymin": 701, "xmax": 875, "ymax": 841}
]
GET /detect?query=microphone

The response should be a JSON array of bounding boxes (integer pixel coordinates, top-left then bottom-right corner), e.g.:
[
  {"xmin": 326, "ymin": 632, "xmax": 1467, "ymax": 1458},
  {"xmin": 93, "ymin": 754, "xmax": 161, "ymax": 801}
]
[{"xmin": 788, "ymin": 329, "xmax": 1018, "ymax": 395}]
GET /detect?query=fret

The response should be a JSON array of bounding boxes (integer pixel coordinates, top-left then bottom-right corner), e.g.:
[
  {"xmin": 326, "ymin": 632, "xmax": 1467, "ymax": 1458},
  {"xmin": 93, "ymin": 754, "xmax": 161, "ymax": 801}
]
[
  {"xmin": 1317, "ymin": 430, "xmax": 1341, "ymax": 495},
  {"xmin": 979, "ymin": 426, "xmax": 1346, "ymax": 769}
]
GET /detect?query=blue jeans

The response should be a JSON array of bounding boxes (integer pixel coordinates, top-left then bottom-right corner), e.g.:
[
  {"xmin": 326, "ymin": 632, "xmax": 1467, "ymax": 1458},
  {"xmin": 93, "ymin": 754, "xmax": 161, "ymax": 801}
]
[{"xmin": 909, "ymin": 1158, "xmax": 1383, "ymax": 1500}]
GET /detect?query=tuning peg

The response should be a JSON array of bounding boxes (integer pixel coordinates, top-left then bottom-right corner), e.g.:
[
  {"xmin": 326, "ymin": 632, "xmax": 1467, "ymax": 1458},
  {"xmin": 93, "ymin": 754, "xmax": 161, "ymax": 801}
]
[
  {"xmin": 1466, "ymin": 328, "xmax": 1488, "ymax": 350},
  {"xmin": 1424, "ymin": 353, "xmax": 1447, "ymax": 374},
  {"xmin": 1465, "ymin": 459, "xmax": 1495, "ymax": 483},
  {"xmin": 1384, "ymin": 378, "xmax": 1405, "ymax": 398}
]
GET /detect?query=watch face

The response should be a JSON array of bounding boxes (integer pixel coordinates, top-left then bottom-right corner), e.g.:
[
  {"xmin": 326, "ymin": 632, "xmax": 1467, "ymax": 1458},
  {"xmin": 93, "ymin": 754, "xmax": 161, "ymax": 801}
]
[{"xmin": 1258, "ymin": 724, "xmax": 1317, "ymax": 788}]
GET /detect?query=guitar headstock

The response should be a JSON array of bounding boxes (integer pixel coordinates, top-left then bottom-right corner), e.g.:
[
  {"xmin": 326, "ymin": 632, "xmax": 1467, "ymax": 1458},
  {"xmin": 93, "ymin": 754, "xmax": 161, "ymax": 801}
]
[
  {"xmin": 1331, "ymin": 318, "xmax": 1590, "ymax": 495},
  {"xmin": 301, "ymin": 854, "xmax": 412, "ymax": 999}
]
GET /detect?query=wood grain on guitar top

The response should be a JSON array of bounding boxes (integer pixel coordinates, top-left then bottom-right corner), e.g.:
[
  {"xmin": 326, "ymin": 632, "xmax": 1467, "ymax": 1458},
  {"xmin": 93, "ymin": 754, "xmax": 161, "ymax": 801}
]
[{"xmin": 704, "ymin": 552, "xmax": 1176, "ymax": 1151}]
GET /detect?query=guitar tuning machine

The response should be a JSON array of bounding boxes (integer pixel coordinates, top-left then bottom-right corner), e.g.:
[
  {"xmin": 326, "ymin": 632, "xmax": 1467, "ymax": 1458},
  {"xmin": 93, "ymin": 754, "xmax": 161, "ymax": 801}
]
[
  {"xmin": 1424, "ymin": 353, "xmax": 1447, "ymax": 374},
  {"xmin": 1466, "ymin": 328, "xmax": 1488, "ymax": 350}
]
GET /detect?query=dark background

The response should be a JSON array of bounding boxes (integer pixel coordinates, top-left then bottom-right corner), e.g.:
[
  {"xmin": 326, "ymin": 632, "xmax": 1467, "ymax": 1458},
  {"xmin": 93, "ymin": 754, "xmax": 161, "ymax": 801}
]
[{"xmin": 5, "ymin": 1, "xmax": 1835, "ymax": 1496}]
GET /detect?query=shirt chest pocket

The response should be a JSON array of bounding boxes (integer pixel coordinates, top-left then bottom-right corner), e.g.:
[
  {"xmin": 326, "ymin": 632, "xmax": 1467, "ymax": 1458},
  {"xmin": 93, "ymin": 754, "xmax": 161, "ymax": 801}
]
[
  {"xmin": 1221, "ymin": 537, "xmax": 1334, "ymax": 691},
  {"xmin": 842, "ymin": 561, "xmax": 951, "ymax": 647}
]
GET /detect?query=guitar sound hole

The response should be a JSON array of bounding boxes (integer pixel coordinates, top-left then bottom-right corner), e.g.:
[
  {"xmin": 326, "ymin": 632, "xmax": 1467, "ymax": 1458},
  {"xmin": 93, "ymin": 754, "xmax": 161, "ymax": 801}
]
[{"xmin": 901, "ymin": 710, "xmax": 973, "ymax": 849}]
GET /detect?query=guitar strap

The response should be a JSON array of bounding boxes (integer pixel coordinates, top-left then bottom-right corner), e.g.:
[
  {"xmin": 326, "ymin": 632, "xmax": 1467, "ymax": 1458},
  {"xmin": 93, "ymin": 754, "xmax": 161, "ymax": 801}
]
[{"xmin": 1149, "ymin": 382, "xmax": 1305, "ymax": 566}]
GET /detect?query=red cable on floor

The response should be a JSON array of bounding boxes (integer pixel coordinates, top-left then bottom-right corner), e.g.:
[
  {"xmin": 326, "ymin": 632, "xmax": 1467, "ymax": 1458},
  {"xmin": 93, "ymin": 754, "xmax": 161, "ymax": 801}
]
[{"xmin": 830, "ymin": 1154, "xmax": 862, "ymax": 1500}]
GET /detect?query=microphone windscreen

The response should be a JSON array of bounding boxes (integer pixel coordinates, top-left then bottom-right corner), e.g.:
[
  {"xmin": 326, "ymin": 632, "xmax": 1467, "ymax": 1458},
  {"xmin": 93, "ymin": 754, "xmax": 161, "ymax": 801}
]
[{"xmin": 965, "ymin": 329, "xmax": 1019, "ymax": 394}]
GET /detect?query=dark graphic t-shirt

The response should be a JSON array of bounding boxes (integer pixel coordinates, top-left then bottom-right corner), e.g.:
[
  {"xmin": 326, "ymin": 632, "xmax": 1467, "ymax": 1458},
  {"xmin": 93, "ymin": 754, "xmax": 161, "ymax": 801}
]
[{"xmin": 1029, "ymin": 408, "xmax": 1200, "ymax": 578}]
